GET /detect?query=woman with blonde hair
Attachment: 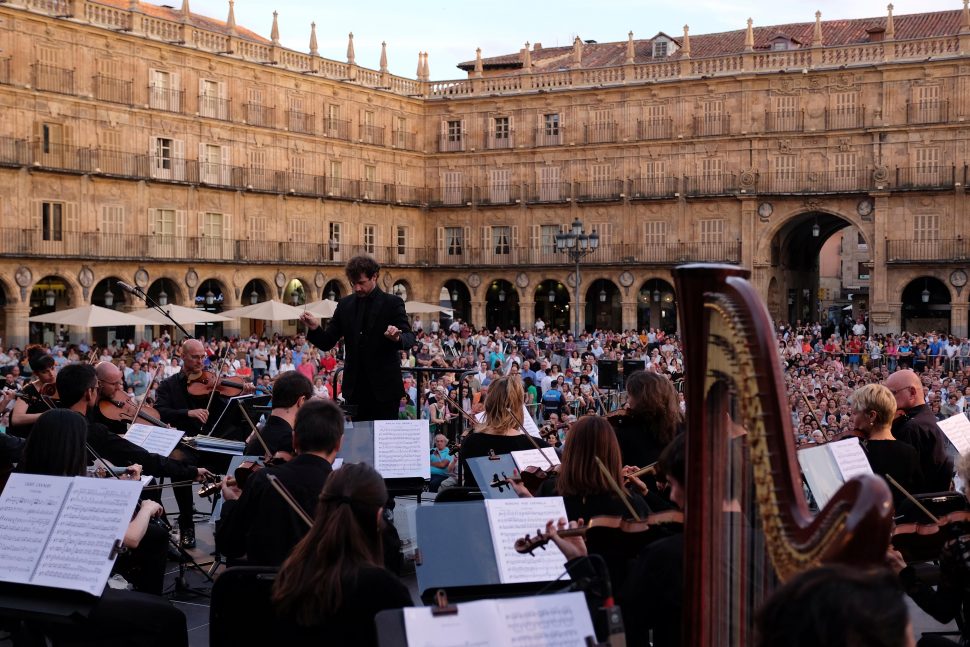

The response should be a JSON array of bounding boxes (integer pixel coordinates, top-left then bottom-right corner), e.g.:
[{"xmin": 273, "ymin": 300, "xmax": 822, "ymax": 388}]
[{"xmin": 458, "ymin": 375, "xmax": 539, "ymax": 489}]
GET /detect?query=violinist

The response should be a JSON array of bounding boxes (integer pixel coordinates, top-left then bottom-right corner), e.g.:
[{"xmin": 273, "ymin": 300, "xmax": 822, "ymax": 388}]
[
  {"xmin": 242, "ymin": 371, "xmax": 314, "ymax": 457},
  {"xmin": 8, "ymin": 344, "xmax": 57, "ymax": 438},
  {"xmin": 888, "ymin": 453, "xmax": 970, "ymax": 646},
  {"xmin": 458, "ymin": 375, "xmax": 541, "ymax": 489},
  {"xmin": 216, "ymin": 399, "xmax": 344, "ymax": 566},
  {"xmin": 608, "ymin": 370, "xmax": 682, "ymax": 473}
]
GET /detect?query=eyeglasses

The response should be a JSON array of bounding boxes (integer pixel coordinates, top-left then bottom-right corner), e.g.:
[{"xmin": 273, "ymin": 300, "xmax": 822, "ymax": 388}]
[
  {"xmin": 186, "ymin": 354, "xmax": 206, "ymax": 360},
  {"xmin": 891, "ymin": 386, "xmax": 914, "ymax": 395},
  {"xmin": 98, "ymin": 380, "xmax": 121, "ymax": 387}
]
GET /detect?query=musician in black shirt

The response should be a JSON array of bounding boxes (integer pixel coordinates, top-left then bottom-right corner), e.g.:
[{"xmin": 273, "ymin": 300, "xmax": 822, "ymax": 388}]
[
  {"xmin": 885, "ymin": 369, "xmax": 954, "ymax": 492},
  {"xmin": 608, "ymin": 370, "xmax": 682, "ymax": 472},
  {"xmin": 242, "ymin": 371, "xmax": 314, "ymax": 457}
]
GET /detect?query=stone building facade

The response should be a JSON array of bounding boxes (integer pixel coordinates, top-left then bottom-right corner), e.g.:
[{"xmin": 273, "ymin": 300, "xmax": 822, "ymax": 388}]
[{"xmin": 1, "ymin": 0, "xmax": 969, "ymax": 346}]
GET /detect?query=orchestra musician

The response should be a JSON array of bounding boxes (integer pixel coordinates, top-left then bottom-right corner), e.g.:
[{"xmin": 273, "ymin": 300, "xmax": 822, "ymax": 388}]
[
  {"xmin": 8, "ymin": 345, "xmax": 57, "ymax": 438},
  {"xmin": 885, "ymin": 369, "xmax": 954, "ymax": 493},
  {"xmin": 458, "ymin": 375, "xmax": 541, "ymax": 489},
  {"xmin": 10, "ymin": 408, "xmax": 188, "ymax": 647},
  {"xmin": 607, "ymin": 369, "xmax": 682, "ymax": 473},
  {"xmin": 299, "ymin": 255, "xmax": 415, "ymax": 422},
  {"xmin": 271, "ymin": 462, "xmax": 413, "ymax": 646},
  {"xmin": 242, "ymin": 371, "xmax": 315, "ymax": 457},
  {"xmin": 216, "ymin": 399, "xmax": 344, "ymax": 566}
]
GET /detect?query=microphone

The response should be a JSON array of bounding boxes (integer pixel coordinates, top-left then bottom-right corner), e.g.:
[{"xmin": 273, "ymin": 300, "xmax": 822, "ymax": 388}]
[{"xmin": 116, "ymin": 280, "xmax": 141, "ymax": 295}]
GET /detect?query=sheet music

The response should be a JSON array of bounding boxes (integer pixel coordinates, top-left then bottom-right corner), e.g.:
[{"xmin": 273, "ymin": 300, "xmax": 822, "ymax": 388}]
[
  {"xmin": 797, "ymin": 444, "xmax": 843, "ymax": 509},
  {"xmin": 0, "ymin": 474, "xmax": 141, "ymax": 595},
  {"xmin": 484, "ymin": 497, "xmax": 570, "ymax": 584},
  {"xmin": 827, "ymin": 437, "xmax": 873, "ymax": 481},
  {"xmin": 938, "ymin": 413, "xmax": 970, "ymax": 456},
  {"xmin": 124, "ymin": 423, "xmax": 185, "ymax": 456},
  {"xmin": 0, "ymin": 474, "xmax": 71, "ymax": 583},
  {"xmin": 332, "ymin": 457, "xmax": 344, "ymax": 470},
  {"xmin": 32, "ymin": 478, "xmax": 142, "ymax": 595},
  {"xmin": 474, "ymin": 405, "xmax": 541, "ymax": 438},
  {"xmin": 402, "ymin": 592, "xmax": 593, "ymax": 647},
  {"xmin": 374, "ymin": 419, "xmax": 431, "ymax": 479},
  {"xmin": 511, "ymin": 448, "xmax": 561, "ymax": 471}
]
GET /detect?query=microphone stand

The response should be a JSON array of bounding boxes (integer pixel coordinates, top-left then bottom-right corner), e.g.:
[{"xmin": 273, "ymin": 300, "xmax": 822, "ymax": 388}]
[{"xmin": 117, "ymin": 281, "xmax": 194, "ymax": 342}]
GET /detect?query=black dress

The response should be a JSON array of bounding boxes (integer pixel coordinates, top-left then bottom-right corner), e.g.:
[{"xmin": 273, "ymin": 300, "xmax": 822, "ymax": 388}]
[
  {"xmin": 864, "ymin": 438, "xmax": 924, "ymax": 509},
  {"xmin": 458, "ymin": 432, "xmax": 537, "ymax": 489}
]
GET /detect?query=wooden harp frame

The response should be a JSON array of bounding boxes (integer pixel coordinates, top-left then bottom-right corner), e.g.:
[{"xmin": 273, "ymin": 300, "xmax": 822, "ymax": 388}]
[{"xmin": 674, "ymin": 264, "xmax": 893, "ymax": 646}]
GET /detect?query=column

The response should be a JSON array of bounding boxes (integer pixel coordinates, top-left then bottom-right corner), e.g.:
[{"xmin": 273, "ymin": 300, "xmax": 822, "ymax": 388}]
[
  {"xmin": 221, "ymin": 292, "xmax": 242, "ymax": 340},
  {"xmin": 621, "ymin": 299, "xmax": 637, "ymax": 331},
  {"xmin": 519, "ymin": 298, "xmax": 535, "ymax": 332},
  {"xmin": 868, "ymin": 193, "xmax": 892, "ymax": 335},
  {"xmin": 952, "ymin": 302, "xmax": 969, "ymax": 338},
  {"xmin": 470, "ymin": 301, "xmax": 484, "ymax": 330},
  {"xmin": 4, "ymin": 302, "xmax": 31, "ymax": 349}
]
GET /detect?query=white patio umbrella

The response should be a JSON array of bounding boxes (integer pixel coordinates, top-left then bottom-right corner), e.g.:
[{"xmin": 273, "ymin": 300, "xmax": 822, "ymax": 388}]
[
  {"xmin": 221, "ymin": 299, "xmax": 307, "ymax": 321},
  {"xmin": 405, "ymin": 301, "xmax": 454, "ymax": 315},
  {"xmin": 133, "ymin": 304, "xmax": 231, "ymax": 325},
  {"xmin": 304, "ymin": 299, "xmax": 338, "ymax": 318},
  {"xmin": 28, "ymin": 304, "xmax": 154, "ymax": 327}
]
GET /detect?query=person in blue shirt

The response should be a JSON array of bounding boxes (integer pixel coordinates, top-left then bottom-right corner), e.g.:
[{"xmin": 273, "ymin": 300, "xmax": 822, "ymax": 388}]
[{"xmin": 429, "ymin": 434, "xmax": 452, "ymax": 492}]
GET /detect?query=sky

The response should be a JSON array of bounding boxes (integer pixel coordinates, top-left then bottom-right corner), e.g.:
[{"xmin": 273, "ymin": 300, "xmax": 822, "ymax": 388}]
[{"xmin": 186, "ymin": 0, "xmax": 960, "ymax": 80}]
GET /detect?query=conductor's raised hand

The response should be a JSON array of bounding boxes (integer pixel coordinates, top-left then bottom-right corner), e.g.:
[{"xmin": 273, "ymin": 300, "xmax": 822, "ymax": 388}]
[
  {"xmin": 384, "ymin": 325, "xmax": 402, "ymax": 342},
  {"xmin": 300, "ymin": 312, "xmax": 321, "ymax": 331}
]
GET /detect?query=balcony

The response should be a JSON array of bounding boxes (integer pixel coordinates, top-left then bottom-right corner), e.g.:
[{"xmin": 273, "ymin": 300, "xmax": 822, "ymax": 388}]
[
  {"xmin": 432, "ymin": 241, "xmax": 743, "ymax": 267},
  {"xmin": 895, "ymin": 165, "xmax": 956, "ymax": 191},
  {"xmin": 429, "ymin": 186, "xmax": 473, "ymax": 207},
  {"xmin": 475, "ymin": 184, "xmax": 521, "ymax": 206},
  {"xmin": 0, "ymin": 58, "xmax": 9, "ymax": 85},
  {"xmin": 765, "ymin": 110, "xmax": 804, "ymax": 133},
  {"xmin": 693, "ymin": 114, "xmax": 731, "ymax": 137},
  {"xmin": 391, "ymin": 130, "xmax": 417, "ymax": 151},
  {"xmin": 199, "ymin": 95, "xmax": 231, "ymax": 121},
  {"xmin": 359, "ymin": 124, "xmax": 384, "ymax": 146},
  {"xmin": 324, "ymin": 118, "xmax": 352, "ymax": 141},
  {"xmin": 629, "ymin": 177, "xmax": 679, "ymax": 200},
  {"xmin": 385, "ymin": 184, "xmax": 426, "ymax": 206},
  {"xmin": 32, "ymin": 64, "xmax": 74, "ymax": 95},
  {"xmin": 92, "ymin": 75, "xmax": 132, "ymax": 106},
  {"xmin": 286, "ymin": 110, "xmax": 315, "ymax": 135},
  {"xmin": 684, "ymin": 173, "xmax": 738, "ymax": 197},
  {"xmin": 245, "ymin": 103, "xmax": 276, "ymax": 128},
  {"xmin": 148, "ymin": 85, "xmax": 184, "ymax": 113},
  {"xmin": 359, "ymin": 180, "xmax": 388, "ymax": 202},
  {"xmin": 534, "ymin": 127, "xmax": 563, "ymax": 147},
  {"xmin": 759, "ymin": 170, "xmax": 871, "ymax": 195},
  {"xmin": 525, "ymin": 182, "xmax": 571, "ymax": 204},
  {"xmin": 584, "ymin": 123, "xmax": 617, "ymax": 144},
  {"xmin": 825, "ymin": 107, "xmax": 865, "ymax": 130},
  {"xmin": 887, "ymin": 239, "xmax": 970, "ymax": 264},
  {"xmin": 907, "ymin": 100, "xmax": 948, "ymax": 125},
  {"xmin": 322, "ymin": 177, "xmax": 359, "ymax": 200},
  {"xmin": 0, "ymin": 138, "xmax": 30, "ymax": 168},
  {"xmin": 438, "ymin": 135, "xmax": 465, "ymax": 153},
  {"xmin": 575, "ymin": 180, "xmax": 624, "ymax": 202},
  {"xmin": 636, "ymin": 117, "xmax": 672, "ymax": 141},
  {"xmin": 486, "ymin": 132, "xmax": 514, "ymax": 150}
]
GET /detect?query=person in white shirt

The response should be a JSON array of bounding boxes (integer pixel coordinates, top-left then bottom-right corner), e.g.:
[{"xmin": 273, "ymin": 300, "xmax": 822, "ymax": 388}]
[{"xmin": 851, "ymin": 320, "xmax": 866, "ymax": 336}]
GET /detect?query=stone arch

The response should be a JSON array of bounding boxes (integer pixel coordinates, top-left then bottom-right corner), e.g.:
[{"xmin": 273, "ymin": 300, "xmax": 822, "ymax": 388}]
[
  {"xmin": 637, "ymin": 277, "xmax": 677, "ymax": 332},
  {"xmin": 890, "ymin": 270, "xmax": 958, "ymax": 305},
  {"xmin": 484, "ymin": 278, "xmax": 520, "ymax": 330},
  {"xmin": 900, "ymin": 275, "xmax": 952, "ymax": 334},
  {"xmin": 585, "ymin": 278, "xmax": 621, "ymax": 331},
  {"xmin": 767, "ymin": 276, "xmax": 782, "ymax": 322},
  {"xmin": 91, "ymin": 276, "xmax": 130, "ymax": 308},
  {"xmin": 147, "ymin": 275, "xmax": 185, "ymax": 306},
  {"xmin": 29, "ymin": 274, "xmax": 80, "ymax": 345},
  {"xmin": 442, "ymin": 279, "xmax": 471, "ymax": 324},
  {"xmin": 755, "ymin": 206, "xmax": 873, "ymax": 261},
  {"xmin": 241, "ymin": 278, "xmax": 273, "ymax": 305}
]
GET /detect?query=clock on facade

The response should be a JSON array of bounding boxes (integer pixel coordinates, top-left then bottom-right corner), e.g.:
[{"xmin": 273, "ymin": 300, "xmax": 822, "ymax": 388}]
[
  {"xmin": 857, "ymin": 199, "xmax": 873, "ymax": 217},
  {"xmin": 950, "ymin": 269, "xmax": 968, "ymax": 288}
]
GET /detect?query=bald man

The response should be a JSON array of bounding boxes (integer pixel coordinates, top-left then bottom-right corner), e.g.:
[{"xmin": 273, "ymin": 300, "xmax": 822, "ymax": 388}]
[{"xmin": 885, "ymin": 369, "xmax": 954, "ymax": 492}]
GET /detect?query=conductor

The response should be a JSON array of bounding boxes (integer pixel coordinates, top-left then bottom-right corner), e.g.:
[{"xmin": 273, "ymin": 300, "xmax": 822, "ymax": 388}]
[{"xmin": 300, "ymin": 256, "xmax": 415, "ymax": 422}]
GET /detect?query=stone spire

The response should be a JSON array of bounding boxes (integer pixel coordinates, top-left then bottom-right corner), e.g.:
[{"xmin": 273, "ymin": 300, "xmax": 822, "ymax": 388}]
[
  {"xmin": 522, "ymin": 42, "xmax": 532, "ymax": 70},
  {"xmin": 886, "ymin": 3, "xmax": 895, "ymax": 40},
  {"xmin": 813, "ymin": 11, "xmax": 823, "ymax": 46},
  {"xmin": 572, "ymin": 36, "xmax": 582, "ymax": 67},
  {"xmin": 745, "ymin": 18, "xmax": 754, "ymax": 51},
  {"xmin": 473, "ymin": 47, "xmax": 483, "ymax": 77},
  {"xmin": 422, "ymin": 51, "xmax": 430, "ymax": 80},
  {"xmin": 681, "ymin": 25, "xmax": 691, "ymax": 58},
  {"xmin": 270, "ymin": 10, "xmax": 280, "ymax": 45},
  {"xmin": 309, "ymin": 22, "xmax": 318, "ymax": 56},
  {"xmin": 226, "ymin": 0, "xmax": 236, "ymax": 34},
  {"xmin": 625, "ymin": 31, "xmax": 635, "ymax": 64},
  {"xmin": 129, "ymin": 0, "xmax": 137, "ymax": 12},
  {"xmin": 416, "ymin": 51, "xmax": 423, "ymax": 79},
  {"xmin": 346, "ymin": 32, "xmax": 356, "ymax": 65},
  {"xmin": 379, "ymin": 41, "xmax": 388, "ymax": 73},
  {"xmin": 962, "ymin": 0, "xmax": 970, "ymax": 33},
  {"xmin": 180, "ymin": 0, "xmax": 189, "ymax": 21}
]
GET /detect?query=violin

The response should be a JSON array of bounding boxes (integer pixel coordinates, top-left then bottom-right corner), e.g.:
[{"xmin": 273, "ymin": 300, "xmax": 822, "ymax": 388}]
[
  {"xmin": 30, "ymin": 379, "xmax": 58, "ymax": 400},
  {"xmin": 892, "ymin": 510, "xmax": 970, "ymax": 538},
  {"xmin": 98, "ymin": 395, "xmax": 169, "ymax": 428},
  {"xmin": 185, "ymin": 370, "xmax": 247, "ymax": 397},
  {"xmin": 197, "ymin": 453, "xmax": 289, "ymax": 497},
  {"xmin": 514, "ymin": 511, "xmax": 685, "ymax": 555}
]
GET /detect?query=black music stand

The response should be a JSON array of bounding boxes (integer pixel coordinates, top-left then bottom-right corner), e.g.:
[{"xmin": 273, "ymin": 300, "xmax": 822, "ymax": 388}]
[{"xmin": 337, "ymin": 420, "xmax": 427, "ymax": 501}]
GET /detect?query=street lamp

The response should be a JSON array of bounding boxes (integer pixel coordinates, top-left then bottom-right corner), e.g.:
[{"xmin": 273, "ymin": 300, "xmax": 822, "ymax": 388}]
[
  {"xmin": 451, "ymin": 289, "xmax": 459, "ymax": 302},
  {"xmin": 44, "ymin": 289, "xmax": 55, "ymax": 307},
  {"xmin": 204, "ymin": 281, "xmax": 215, "ymax": 306},
  {"xmin": 291, "ymin": 290, "xmax": 301, "ymax": 306},
  {"xmin": 652, "ymin": 288, "xmax": 661, "ymax": 302},
  {"xmin": 328, "ymin": 289, "xmax": 336, "ymax": 301},
  {"xmin": 599, "ymin": 287, "xmax": 607, "ymax": 303},
  {"xmin": 812, "ymin": 218, "xmax": 820, "ymax": 238},
  {"xmin": 103, "ymin": 288, "xmax": 115, "ymax": 307},
  {"xmin": 548, "ymin": 289, "xmax": 555, "ymax": 302},
  {"xmin": 498, "ymin": 288, "xmax": 506, "ymax": 302},
  {"xmin": 555, "ymin": 218, "xmax": 599, "ymax": 338},
  {"xmin": 158, "ymin": 289, "xmax": 168, "ymax": 306},
  {"xmin": 921, "ymin": 281, "xmax": 931, "ymax": 304},
  {"xmin": 250, "ymin": 289, "xmax": 259, "ymax": 305}
]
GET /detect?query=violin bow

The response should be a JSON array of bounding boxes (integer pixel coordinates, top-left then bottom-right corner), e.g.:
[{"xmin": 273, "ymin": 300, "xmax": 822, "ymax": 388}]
[
  {"xmin": 593, "ymin": 456, "xmax": 642, "ymax": 521},
  {"xmin": 266, "ymin": 473, "xmax": 314, "ymax": 528},
  {"xmin": 204, "ymin": 347, "xmax": 232, "ymax": 414},
  {"xmin": 798, "ymin": 391, "xmax": 828, "ymax": 442},
  {"xmin": 437, "ymin": 390, "xmax": 479, "ymax": 427},
  {"xmin": 128, "ymin": 364, "xmax": 164, "ymax": 429},
  {"xmin": 236, "ymin": 399, "xmax": 272, "ymax": 458},
  {"xmin": 885, "ymin": 474, "xmax": 940, "ymax": 524},
  {"xmin": 506, "ymin": 407, "xmax": 557, "ymax": 470}
]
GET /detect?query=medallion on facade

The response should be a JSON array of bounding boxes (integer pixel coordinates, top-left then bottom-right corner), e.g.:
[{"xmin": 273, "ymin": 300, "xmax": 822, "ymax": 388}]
[
  {"xmin": 467, "ymin": 273, "xmax": 481, "ymax": 289},
  {"xmin": 134, "ymin": 268, "xmax": 150, "ymax": 289},
  {"xmin": 515, "ymin": 273, "xmax": 529, "ymax": 289},
  {"xmin": 185, "ymin": 269, "xmax": 199, "ymax": 289}
]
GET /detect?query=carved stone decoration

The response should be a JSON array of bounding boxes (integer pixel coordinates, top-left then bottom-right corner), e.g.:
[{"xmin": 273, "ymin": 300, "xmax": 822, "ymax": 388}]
[
  {"xmin": 778, "ymin": 139, "xmax": 792, "ymax": 153},
  {"xmin": 776, "ymin": 76, "xmax": 797, "ymax": 94},
  {"xmin": 381, "ymin": 273, "xmax": 391, "ymax": 290},
  {"xmin": 231, "ymin": 269, "xmax": 245, "ymax": 288},
  {"xmin": 134, "ymin": 268, "xmax": 149, "ymax": 288},
  {"xmin": 618, "ymin": 271, "xmax": 634, "ymax": 288},
  {"xmin": 758, "ymin": 202, "xmax": 774, "ymax": 222},
  {"xmin": 274, "ymin": 271, "xmax": 286, "ymax": 289},
  {"xmin": 739, "ymin": 169, "xmax": 758, "ymax": 189},
  {"xmin": 185, "ymin": 269, "xmax": 199, "ymax": 289},
  {"xmin": 14, "ymin": 266, "xmax": 32, "ymax": 288},
  {"xmin": 872, "ymin": 166, "xmax": 890, "ymax": 184},
  {"xmin": 566, "ymin": 273, "xmax": 577, "ymax": 289},
  {"xmin": 857, "ymin": 199, "xmax": 874, "ymax": 220},
  {"xmin": 806, "ymin": 75, "xmax": 824, "ymax": 91},
  {"xmin": 467, "ymin": 273, "xmax": 482, "ymax": 289},
  {"xmin": 78, "ymin": 266, "xmax": 95, "ymax": 289},
  {"xmin": 803, "ymin": 198, "xmax": 824, "ymax": 211},
  {"xmin": 515, "ymin": 272, "xmax": 529, "ymax": 289},
  {"xmin": 838, "ymin": 138, "xmax": 852, "ymax": 152},
  {"xmin": 832, "ymin": 73, "xmax": 855, "ymax": 89},
  {"xmin": 314, "ymin": 271, "xmax": 325, "ymax": 288}
]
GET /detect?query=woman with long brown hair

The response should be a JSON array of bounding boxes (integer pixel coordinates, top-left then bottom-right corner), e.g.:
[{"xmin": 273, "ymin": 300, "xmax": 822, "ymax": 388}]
[
  {"xmin": 272, "ymin": 462, "xmax": 412, "ymax": 645},
  {"xmin": 610, "ymin": 369, "xmax": 682, "ymax": 469},
  {"xmin": 458, "ymin": 374, "xmax": 539, "ymax": 489}
]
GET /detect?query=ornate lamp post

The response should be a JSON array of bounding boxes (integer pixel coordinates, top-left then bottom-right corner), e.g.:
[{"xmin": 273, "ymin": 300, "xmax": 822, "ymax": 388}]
[{"xmin": 555, "ymin": 218, "xmax": 599, "ymax": 338}]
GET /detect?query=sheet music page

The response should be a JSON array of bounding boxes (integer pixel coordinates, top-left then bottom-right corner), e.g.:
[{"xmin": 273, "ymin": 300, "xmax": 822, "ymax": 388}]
[
  {"xmin": 827, "ymin": 437, "xmax": 873, "ymax": 481},
  {"xmin": 938, "ymin": 413, "xmax": 970, "ymax": 456},
  {"xmin": 511, "ymin": 448, "xmax": 561, "ymax": 471},
  {"xmin": 403, "ymin": 601, "xmax": 506, "ymax": 647},
  {"xmin": 374, "ymin": 419, "xmax": 431, "ymax": 479},
  {"xmin": 32, "ymin": 477, "xmax": 143, "ymax": 595},
  {"xmin": 484, "ymin": 497, "xmax": 570, "ymax": 584},
  {"xmin": 124, "ymin": 423, "xmax": 185, "ymax": 456},
  {"xmin": 498, "ymin": 591, "xmax": 596, "ymax": 646},
  {"xmin": 797, "ymin": 444, "xmax": 843, "ymax": 509},
  {"xmin": 474, "ymin": 405, "xmax": 541, "ymax": 438},
  {"xmin": 0, "ymin": 473, "xmax": 72, "ymax": 585}
]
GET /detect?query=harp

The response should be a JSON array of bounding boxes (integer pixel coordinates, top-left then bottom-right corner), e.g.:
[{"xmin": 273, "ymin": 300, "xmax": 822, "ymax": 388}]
[{"xmin": 674, "ymin": 264, "xmax": 892, "ymax": 646}]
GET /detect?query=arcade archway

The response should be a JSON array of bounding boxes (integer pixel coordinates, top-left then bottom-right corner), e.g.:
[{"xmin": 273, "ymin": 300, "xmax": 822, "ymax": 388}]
[
  {"xmin": 242, "ymin": 279, "xmax": 273, "ymax": 337},
  {"xmin": 29, "ymin": 275, "xmax": 73, "ymax": 345},
  {"xmin": 637, "ymin": 279, "xmax": 677, "ymax": 333},
  {"xmin": 195, "ymin": 279, "xmax": 225, "ymax": 339},
  {"xmin": 534, "ymin": 280, "xmax": 570, "ymax": 333},
  {"xmin": 442, "ymin": 280, "xmax": 471, "ymax": 325},
  {"xmin": 92, "ymin": 276, "xmax": 135, "ymax": 347},
  {"xmin": 902, "ymin": 277, "xmax": 951, "ymax": 333},
  {"xmin": 485, "ymin": 280, "xmax": 519, "ymax": 331},
  {"xmin": 586, "ymin": 279, "xmax": 620, "ymax": 332}
]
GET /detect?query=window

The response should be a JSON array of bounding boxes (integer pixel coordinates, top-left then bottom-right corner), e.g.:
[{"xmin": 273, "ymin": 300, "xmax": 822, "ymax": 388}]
[
  {"xmin": 396, "ymin": 225, "xmax": 407, "ymax": 255},
  {"xmin": 488, "ymin": 168, "xmax": 511, "ymax": 203},
  {"xmin": 492, "ymin": 116, "xmax": 511, "ymax": 147},
  {"xmin": 830, "ymin": 91, "xmax": 858, "ymax": 128},
  {"xmin": 653, "ymin": 40, "xmax": 668, "ymax": 58},
  {"xmin": 915, "ymin": 147, "xmax": 942, "ymax": 185},
  {"xmin": 700, "ymin": 218, "xmax": 724, "ymax": 244},
  {"xmin": 771, "ymin": 95, "xmax": 799, "ymax": 131},
  {"xmin": 538, "ymin": 166, "xmax": 562, "ymax": 201},
  {"xmin": 442, "ymin": 171, "xmax": 463, "ymax": 205},
  {"xmin": 645, "ymin": 221, "xmax": 667, "ymax": 246},
  {"xmin": 248, "ymin": 216, "xmax": 267, "ymax": 241},
  {"xmin": 41, "ymin": 202, "xmax": 63, "ymax": 241},
  {"xmin": 41, "ymin": 123, "xmax": 62, "ymax": 154},
  {"xmin": 492, "ymin": 226, "xmax": 511, "ymax": 255},
  {"xmin": 701, "ymin": 157, "xmax": 723, "ymax": 193},
  {"xmin": 201, "ymin": 212, "xmax": 224, "ymax": 239},
  {"xmin": 199, "ymin": 212, "xmax": 231, "ymax": 259},
  {"xmin": 913, "ymin": 85, "xmax": 943, "ymax": 123},
  {"xmin": 589, "ymin": 108, "xmax": 612, "ymax": 142},
  {"xmin": 149, "ymin": 69, "xmax": 180, "ymax": 112},
  {"xmin": 363, "ymin": 165, "xmax": 378, "ymax": 199},
  {"xmin": 641, "ymin": 104, "xmax": 668, "ymax": 139},
  {"xmin": 328, "ymin": 222, "xmax": 342, "ymax": 259},
  {"xmin": 445, "ymin": 227, "xmax": 464, "ymax": 256},
  {"xmin": 772, "ymin": 155, "xmax": 796, "ymax": 192},
  {"xmin": 590, "ymin": 163, "xmax": 611, "ymax": 197},
  {"xmin": 362, "ymin": 224, "xmax": 376, "ymax": 253},
  {"xmin": 199, "ymin": 79, "xmax": 226, "ymax": 119},
  {"xmin": 833, "ymin": 152, "xmax": 857, "ymax": 190},
  {"xmin": 540, "ymin": 224, "xmax": 559, "ymax": 254},
  {"xmin": 857, "ymin": 262, "xmax": 870, "ymax": 281},
  {"xmin": 771, "ymin": 41, "xmax": 789, "ymax": 51},
  {"xmin": 100, "ymin": 206, "xmax": 124, "ymax": 235},
  {"xmin": 700, "ymin": 99, "xmax": 725, "ymax": 135},
  {"xmin": 641, "ymin": 160, "xmax": 667, "ymax": 195},
  {"xmin": 149, "ymin": 208, "xmax": 186, "ymax": 257},
  {"xmin": 447, "ymin": 120, "xmax": 462, "ymax": 142},
  {"xmin": 913, "ymin": 214, "xmax": 939, "ymax": 241},
  {"xmin": 544, "ymin": 113, "xmax": 560, "ymax": 135},
  {"xmin": 394, "ymin": 116, "xmax": 409, "ymax": 148},
  {"xmin": 440, "ymin": 120, "xmax": 464, "ymax": 152},
  {"xmin": 328, "ymin": 160, "xmax": 342, "ymax": 196},
  {"xmin": 155, "ymin": 208, "xmax": 176, "ymax": 237},
  {"xmin": 287, "ymin": 218, "xmax": 307, "ymax": 241},
  {"xmin": 200, "ymin": 143, "xmax": 228, "ymax": 185}
]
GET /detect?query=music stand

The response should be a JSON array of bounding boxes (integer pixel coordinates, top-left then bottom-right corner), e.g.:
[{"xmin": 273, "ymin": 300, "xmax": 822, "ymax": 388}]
[{"xmin": 336, "ymin": 420, "xmax": 426, "ymax": 501}]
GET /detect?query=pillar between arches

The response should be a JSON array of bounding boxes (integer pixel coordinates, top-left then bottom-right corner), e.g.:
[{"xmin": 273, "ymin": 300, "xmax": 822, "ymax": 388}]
[
  {"xmin": 519, "ymin": 299, "xmax": 535, "ymax": 332},
  {"xmin": 621, "ymin": 300, "xmax": 637, "ymax": 332},
  {"xmin": 4, "ymin": 302, "xmax": 31, "ymax": 349}
]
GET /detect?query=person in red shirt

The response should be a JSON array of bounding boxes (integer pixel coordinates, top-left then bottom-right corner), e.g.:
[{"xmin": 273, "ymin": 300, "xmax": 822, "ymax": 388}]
[{"xmin": 320, "ymin": 349, "xmax": 338, "ymax": 373}]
